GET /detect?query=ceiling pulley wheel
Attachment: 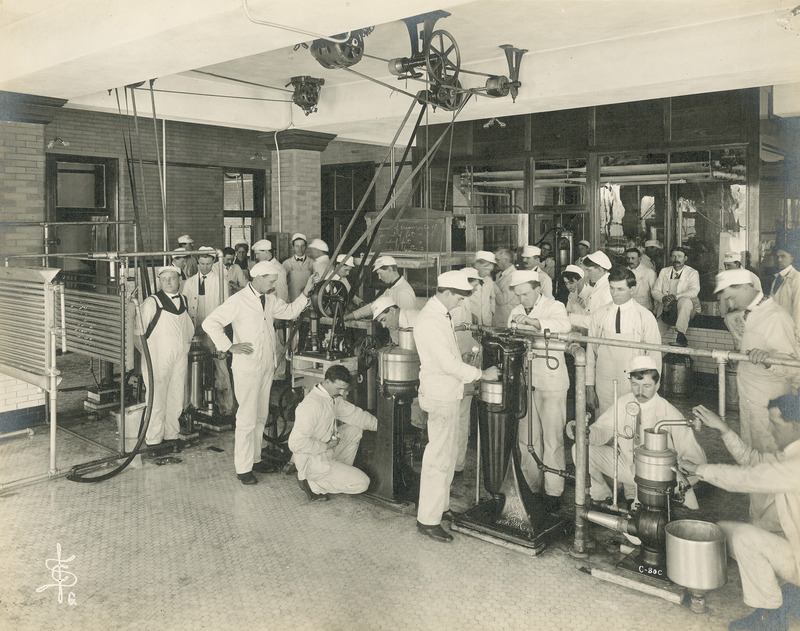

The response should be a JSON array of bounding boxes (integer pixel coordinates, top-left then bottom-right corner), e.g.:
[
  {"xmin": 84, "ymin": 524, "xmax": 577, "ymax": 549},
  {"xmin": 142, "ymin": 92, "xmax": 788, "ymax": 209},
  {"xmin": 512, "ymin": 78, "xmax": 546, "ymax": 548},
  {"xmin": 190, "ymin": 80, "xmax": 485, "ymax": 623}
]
[
  {"xmin": 425, "ymin": 29, "xmax": 460, "ymax": 85},
  {"xmin": 434, "ymin": 80, "xmax": 465, "ymax": 111},
  {"xmin": 310, "ymin": 32, "xmax": 365, "ymax": 69}
]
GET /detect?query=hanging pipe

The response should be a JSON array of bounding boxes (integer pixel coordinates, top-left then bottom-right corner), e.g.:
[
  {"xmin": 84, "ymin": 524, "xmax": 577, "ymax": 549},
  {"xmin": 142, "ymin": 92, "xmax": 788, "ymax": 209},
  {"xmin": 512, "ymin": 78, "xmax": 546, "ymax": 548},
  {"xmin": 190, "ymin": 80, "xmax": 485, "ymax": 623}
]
[{"xmin": 569, "ymin": 341, "xmax": 589, "ymax": 557}]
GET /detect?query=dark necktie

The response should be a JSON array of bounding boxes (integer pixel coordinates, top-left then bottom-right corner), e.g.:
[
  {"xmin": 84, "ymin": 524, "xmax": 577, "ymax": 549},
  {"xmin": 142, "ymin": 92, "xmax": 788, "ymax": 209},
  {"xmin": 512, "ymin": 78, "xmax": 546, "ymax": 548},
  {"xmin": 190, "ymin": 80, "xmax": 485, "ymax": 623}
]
[
  {"xmin": 171, "ymin": 295, "xmax": 181, "ymax": 307},
  {"xmin": 615, "ymin": 307, "xmax": 621, "ymax": 334},
  {"xmin": 260, "ymin": 294, "xmax": 266, "ymax": 310},
  {"xmin": 199, "ymin": 275, "xmax": 206, "ymax": 295},
  {"xmin": 296, "ymin": 257, "xmax": 305, "ymax": 263},
  {"xmin": 773, "ymin": 274, "xmax": 784, "ymax": 295}
]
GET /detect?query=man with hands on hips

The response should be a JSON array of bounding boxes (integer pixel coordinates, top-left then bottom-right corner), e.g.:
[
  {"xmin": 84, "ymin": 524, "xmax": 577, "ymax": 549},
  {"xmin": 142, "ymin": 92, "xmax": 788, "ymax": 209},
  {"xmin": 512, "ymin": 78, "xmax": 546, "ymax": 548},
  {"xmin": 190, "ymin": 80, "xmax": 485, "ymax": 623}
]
[{"xmin": 685, "ymin": 404, "xmax": 800, "ymax": 631}]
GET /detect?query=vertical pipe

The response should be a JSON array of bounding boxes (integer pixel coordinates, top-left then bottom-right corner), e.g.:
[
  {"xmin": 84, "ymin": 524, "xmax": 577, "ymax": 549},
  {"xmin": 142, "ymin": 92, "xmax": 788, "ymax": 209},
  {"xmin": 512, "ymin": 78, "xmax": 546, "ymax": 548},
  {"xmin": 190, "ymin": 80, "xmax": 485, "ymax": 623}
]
[
  {"xmin": 47, "ymin": 283, "xmax": 58, "ymax": 475},
  {"xmin": 43, "ymin": 223, "xmax": 49, "ymax": 268},
  {"xmin": 716, "ymin": 355, "xmax": 727, "ymax": 421},
  {"xmin": 612, "ymin": 379, "xmax": 619, "ymax": 509},
  {"xmin": 475, "ymin": 417, "xmax": 481, "ymax": 506},
  {"xmin": 118, "ymin": 265, "xmax": 127, "ymax": 454},
  {"xmin": 571, "ymin": 344, "xmax": 589, "ymax": 556}
]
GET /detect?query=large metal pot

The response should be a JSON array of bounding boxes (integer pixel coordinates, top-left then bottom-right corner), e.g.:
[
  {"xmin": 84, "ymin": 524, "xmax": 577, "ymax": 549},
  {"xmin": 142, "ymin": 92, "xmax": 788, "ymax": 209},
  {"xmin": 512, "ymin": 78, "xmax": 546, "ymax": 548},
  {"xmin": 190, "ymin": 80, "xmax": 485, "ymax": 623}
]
[
  {"xmin": 634, "ymin": 429, "xmax": 677, "ymax": 484},
  {"xmin": 665, "ymin": 520, "xmax": 727, "ymax": 591},
  {"xmin": 379, "ymin": 346, "xmax": 419, "ymax": 384},
  {"xmin": 397, "ymin": 328, "xmax": 416, "ymax": 352},
  {"xmin": 479, "ymin": 380, "xmax": 504, "ymax": 406}
]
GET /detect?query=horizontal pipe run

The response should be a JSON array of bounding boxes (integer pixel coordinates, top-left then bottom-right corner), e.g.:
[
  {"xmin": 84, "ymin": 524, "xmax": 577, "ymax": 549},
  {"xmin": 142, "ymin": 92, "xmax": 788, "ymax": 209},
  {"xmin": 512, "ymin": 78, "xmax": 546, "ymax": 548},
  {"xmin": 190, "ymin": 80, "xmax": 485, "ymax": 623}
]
[
  {"xmin": 0, "ymin": 469, "xmax": 70, "ymax": 492},
  {"xmin": 0, "ymin": 427, "xmax": 35, "ymax": 440},
  {"xmin": 0, "ymin": 220, "xmax": 135, "ymax": 227},
  {"xmin": 57, "ymin": 426, "xmax": 119, "ymax": 455},
  {"xmin": 0, "ymin": 363, "xmax": 57, "ymax": 391},
  {"xmin": 585, "ymin": 509, "xmax": 637, "ymax": 536}
]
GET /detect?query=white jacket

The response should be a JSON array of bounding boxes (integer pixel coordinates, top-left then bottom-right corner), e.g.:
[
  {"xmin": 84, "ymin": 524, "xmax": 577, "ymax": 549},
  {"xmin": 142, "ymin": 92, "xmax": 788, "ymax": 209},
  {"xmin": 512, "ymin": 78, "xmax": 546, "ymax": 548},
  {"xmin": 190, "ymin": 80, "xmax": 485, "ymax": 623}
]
[
  {"xmin": 467, "ymin": 276, "xmax": 495, "ymax": 326},
  {"xmin": 651, "ymin": 264, "xmax": 701, "ymax": 316},
  {"xmin": 771, "ymin": 265, "xmax": 800, "ymax": 345},
  {"xmin": 569, "ymin": 273, "xmax": 612, "ymax": 330},
  {"xmin": 493, "ymin": 266, "xmax": 520, "ymax": 327},
  {"xmin": 288, "ymin": 384, "xmax": 377, "ymax": 481},
  {"xmin": 183, "ymin": 270, "xmax": 224, "ymax": 330}
]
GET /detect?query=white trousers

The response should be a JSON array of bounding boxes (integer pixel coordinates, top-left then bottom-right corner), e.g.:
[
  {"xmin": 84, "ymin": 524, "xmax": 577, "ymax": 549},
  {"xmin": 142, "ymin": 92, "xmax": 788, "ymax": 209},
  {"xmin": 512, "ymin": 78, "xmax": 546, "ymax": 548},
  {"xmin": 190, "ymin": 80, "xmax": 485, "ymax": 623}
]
[
  {"xmin": 417, "ymin": 395, "xmax": 460, "ymax": 526},
  {"xmin": 518, "ymin": 388, "xmax": 567, "ymax": 496},
  {"xmin": 232, "ymin": 364, "xmax": 274, "ymax": 474},
  {"xmin": 455, "ymin": 395, "xmax": 473, "ymax": 472},
  {"xmin": 145, "ymin": 351, "xmax": 187, "ymax": 445},
  {"xmin": 719, "ymin": 521, "xmax": 800, "ymax": 609},
  {"xmin": 672, "ymin": 296, "xmax": 696, "ymax": 334},
  {"xmin": 307, "ymin": 424, "xmax": 369, "ymax": 494}
]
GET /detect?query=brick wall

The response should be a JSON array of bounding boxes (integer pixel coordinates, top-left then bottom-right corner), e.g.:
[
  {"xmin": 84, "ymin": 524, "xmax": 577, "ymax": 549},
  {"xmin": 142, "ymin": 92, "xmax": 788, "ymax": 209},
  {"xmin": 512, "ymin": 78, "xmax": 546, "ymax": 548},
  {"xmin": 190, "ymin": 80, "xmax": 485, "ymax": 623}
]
[
  {"xmin": 0, "ymin": 373, "xmax": 46, "ymax": 431},
  {"xmin": 685, "ymin": 326, "xmax": 736, "ymax": 375},
  {"xmin": 270, "ymin": 149, "xmax": 321, "ymax": 239},
  {"xmin": 0, "ymin": 121, "xmax": 46, "ymax": 259}
]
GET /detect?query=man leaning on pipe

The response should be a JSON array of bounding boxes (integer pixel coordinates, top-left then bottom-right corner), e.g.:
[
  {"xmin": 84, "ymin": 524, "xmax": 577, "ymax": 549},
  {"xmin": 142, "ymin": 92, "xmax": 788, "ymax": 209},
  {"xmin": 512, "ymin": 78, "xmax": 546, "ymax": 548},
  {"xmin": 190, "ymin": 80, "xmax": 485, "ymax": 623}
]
[{"xmin": 685, "ymin": 402, "xmax": 800, "ymax": 631}]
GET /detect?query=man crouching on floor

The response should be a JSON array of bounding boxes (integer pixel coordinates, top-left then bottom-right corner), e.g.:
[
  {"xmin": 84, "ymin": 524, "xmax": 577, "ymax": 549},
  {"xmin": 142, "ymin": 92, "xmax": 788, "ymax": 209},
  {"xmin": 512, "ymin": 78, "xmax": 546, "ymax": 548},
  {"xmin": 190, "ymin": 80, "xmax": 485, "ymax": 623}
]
[{"xmin": 288, "ymin": 365, "xmax": 378, "ymax": 502}]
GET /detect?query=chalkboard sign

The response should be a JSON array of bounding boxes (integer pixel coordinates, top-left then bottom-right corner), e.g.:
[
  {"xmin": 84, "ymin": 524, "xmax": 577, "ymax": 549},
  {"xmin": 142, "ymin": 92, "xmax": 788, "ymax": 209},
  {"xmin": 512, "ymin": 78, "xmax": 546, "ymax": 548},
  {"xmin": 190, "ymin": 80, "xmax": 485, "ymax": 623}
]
[{"xmin": 367, "ymin": 208, "xmax": 450, "ymax": 253}]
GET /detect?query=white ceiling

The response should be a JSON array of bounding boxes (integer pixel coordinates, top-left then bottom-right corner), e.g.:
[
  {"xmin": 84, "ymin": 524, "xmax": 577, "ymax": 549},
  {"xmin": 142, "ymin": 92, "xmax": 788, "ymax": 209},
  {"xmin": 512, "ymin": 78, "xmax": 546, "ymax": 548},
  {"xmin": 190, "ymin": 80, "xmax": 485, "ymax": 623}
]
[{"xmin": 2, "ymin": 0, "xmax": 800, "ymax": 145}]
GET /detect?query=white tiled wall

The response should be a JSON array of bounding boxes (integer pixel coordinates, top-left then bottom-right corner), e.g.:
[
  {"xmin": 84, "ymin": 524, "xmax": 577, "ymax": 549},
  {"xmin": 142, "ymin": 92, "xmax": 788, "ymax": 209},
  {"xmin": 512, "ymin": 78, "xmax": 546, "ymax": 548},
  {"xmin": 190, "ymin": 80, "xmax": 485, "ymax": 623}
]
[{"xmin": 0, "ymin": 373, "xmax": 45, "ymax": 414}]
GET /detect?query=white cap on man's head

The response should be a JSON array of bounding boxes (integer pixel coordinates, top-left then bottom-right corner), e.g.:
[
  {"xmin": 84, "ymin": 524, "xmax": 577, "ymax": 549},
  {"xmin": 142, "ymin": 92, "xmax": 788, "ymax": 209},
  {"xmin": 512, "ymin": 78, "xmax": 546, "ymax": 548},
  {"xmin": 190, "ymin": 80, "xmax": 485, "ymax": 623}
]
[
  {"xmin": 437, "ymin": 270, "xmax": 473, "ymax": 291},
  {"xmin": 563, "ymin": 264, "xmax": 585, "ymax": 279},
  {"xmin": 462, "ymin": 267, "xmax": 481, "ymax": 281},
  {"xmin": 196, "ymin": 246, "xmax": 217, "ymax": 259},
  {"xmin": 625, "ymin": 355, "xmax": 660, "ymax": 375},
  {"xmin": 177, "ymin": 234, "xmax": 193, "ymax": 244},
  {"xmin": 308, "ymin": 238, "xmax": 328, "ymax": 252},
  {"xmin": 370, "ymin": 295, "xmax": 398, "ymax": 320},
  {"xmin": 474, "ymin": 250, "xmax": 497, "ymax": 265},
  {"xmin": 252, "ymin": 239, "xmax": 272, "ymax": 252},
  {"xmin": 291, "ymin": 233, "xmax": 307, "ymax": 244},
  {"xmin": 372, "ymin": 255, "xmax": 397, "ymax": 270},
  {"xmin": 723, "ymin": 252, "xmax": 742, "ymax": 264},
  {"xmin": 644, "ymin": 239, "xmax": 662, "ymax": 248},
  {"xmin": 336, "ymin": 254, "xmax": 355, "ymax": 267},
  {"xmin": 250, "ymin": 260, "xmax": 283, "ymax": 277},
  {"xmin": 714, "ymin": 268, "xmax": 755, "ymax": 293},
  {"xmin": 578, "ymin": 240, "xmax": 591, "ymax": 248},
  {"xmin": 158, "ymin": 264, "xmax": 183, "ymax": 277},
  {"xmin": 521, "ymin": 245, "xmax": 541, "ymax": 258},
  {"xmin": 585, "ymin": 251, "xmax": 612, "ymax": 270},
  {"xmin": 510, "ymin": 269, "xmax": 540, "ymax": 287},
  {"xmin": 171, "ymin": 247, "xmax": 188, "ymax": 259}
]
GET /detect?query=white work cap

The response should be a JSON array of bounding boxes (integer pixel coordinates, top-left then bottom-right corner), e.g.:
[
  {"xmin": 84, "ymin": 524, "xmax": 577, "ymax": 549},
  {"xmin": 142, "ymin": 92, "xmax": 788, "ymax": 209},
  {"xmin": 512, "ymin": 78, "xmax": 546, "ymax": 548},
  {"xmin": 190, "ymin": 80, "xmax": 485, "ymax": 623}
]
[
  {"xmin": 437, "ymin": 270, "xmax": 472, "ymax": 291},
  {"xmin": 250, "ymin": 260, "xmax": 283, "ymax": 277},
  {"xmin": 521, "ymin": 245, "xmax": 541, "ymax": 258},
  {"xmin": 308, "ymin": 238, "xmax": 328, "ymax": 252},
  {"xmin": 177, "ymin": 234, "xmax": 193, "ymax": 244},
  {"xmin": 171, "ymin": 247, "xmax": 188, "ymax": 259},
  {"xmin": 291, "ymin": 233, "xmax": 307, "ymax": 244},
  {"xmin": 585, "ymin": 251, "xmax": 612, "ymax": 270},
  {"xmin": 474, "ymin": 250, "xmax": 497, "ymax": 264},
  {"xmin": 370, "ymin": 295, "xmax": 398, "ymax": 320},
  {"xmin": 510, "ymin": 269, "xmax": 540, "ymax": 287},
  {"xmin": 714, "ymin": 268, "xmax": 755, "ymax": 293},
  {"xmin": 157, "ymin": 265, "xmax": 183, "ymax": 277},
  {"xmin": 196, "ymin": 246, "xmax": 217, "ymax": 259},
  {"xmin": 373, "ymin": 255, "xmax": 397, "ymax": 270},
  {"xmin": 563, "ymin": 264, "xmax": 585, "ymax": 279},
  {"xmin": 252, "ymin": 239, "xmax": 272, "ymax": 252},
  {"xmin": 625, "ymin": 355, "xmax": 660, "ymax": 375},
  {"xmin": 644, "ymin": 240, "xmax": 662, "ymax": 248},
  {"xmin": 723, "ymin": 251, "xmax": 742, "ymax": 264},
  {"xmin": 462, "ymin": 267, "xmax": 481, "ymax": 281},
  {"xmin": 336, "ymin": 254, "xmax": 355, "ymax": 267},
  {"xmin": 578, "ymin": 239, "xmax": 591, "ymax": 248}
]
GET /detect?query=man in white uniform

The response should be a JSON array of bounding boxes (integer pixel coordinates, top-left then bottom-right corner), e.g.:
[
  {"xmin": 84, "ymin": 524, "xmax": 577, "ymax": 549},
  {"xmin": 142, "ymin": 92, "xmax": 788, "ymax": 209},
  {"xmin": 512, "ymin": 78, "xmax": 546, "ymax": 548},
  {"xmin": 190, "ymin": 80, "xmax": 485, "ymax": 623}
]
[
  {"xmin": 203, "ymin": 260, "xmax": 317, "ymax": 485},
  {"xmin": 307, "ymin": 238, "xmax": 331, "ymax": 278},
  {"xmin": 520, "ymin": 245, "xmax": 553, "ymax": 298},
  {"xmin": 770, "ymin": 243, "xmax": 800, "ymax": 346},
  {"xmin": 219, "ymin": 247, "xmax": 248, "ymax": 295},
  {"xmin": 177, "ymin": 234, "xmax": 198, "ymax": 278},
  {"xmin": 642, "ymin": 240, "xmax": 662, "ymax": 272},
  {"xmin": 569, "ymin": 251, "xmax": 613, "ymax": 332},
  {"xmin": 508, "ymin": 269, "xmax": 571, "ymax": 512},
  {"xmin": 575, "ymin": 239, "xmax": 591, "ymax": 265},
  {"xmin": 715, "ymin": 269, "xmax": 800, "ymax": 455},
  {"xmin": 562, "ymin": 264, "xmax": 591, "ymax": 333},
  {"xmin": 282, "ymin": 233, "xmax": 314, "ymax": 302},
  {"xmin": 413, "ymin": 271, "xmax": 499, "ymax": 542},
  {"xmin": 249, "ymin": 239, "xmax": 288, "ymax": 302},
  {"xmin": 467, "ymin": 251, "xmax": 496, "ymax": 325},
  {"xmin": 720, "ymin": 251, "xmax": 762, "ymax": 349},
  {"xmin": 493, "ymin": 248, "xmax": 520, "ymax": 328},
  {"xmin": 288, "ymin": 365, "xmax": 378, "ymax": 501},
  {"xmin": 587, "ymin": 266, "xmax": 662, "ymax": 415},
  {"xmin": 540, "ymin": 242, "xmax": 556, "ymax": 279},
  {"xmin": 688, "ymin": 403, "xmax": 800, "ymax": 631},
  {"xmin": 626, "ymin": 247, "xmax": 656, "ymax": 312},
  {"xmin": 345, "ymin": 255, "xmax": 417, "ymax": 321},
  {"xmin": 136, "ymin": 265, "xmax": 194, "ymax": 447},
  {"xmin": 183, "ymin": 247, "xmax": 235, "ymax": 417},
  {"xmin": 580, "ymin": 356, "xmax": 706, "ymax": 510},
  {"xmin": 651, "ymin": 246, "xmax": 701, "ymax": 347}
]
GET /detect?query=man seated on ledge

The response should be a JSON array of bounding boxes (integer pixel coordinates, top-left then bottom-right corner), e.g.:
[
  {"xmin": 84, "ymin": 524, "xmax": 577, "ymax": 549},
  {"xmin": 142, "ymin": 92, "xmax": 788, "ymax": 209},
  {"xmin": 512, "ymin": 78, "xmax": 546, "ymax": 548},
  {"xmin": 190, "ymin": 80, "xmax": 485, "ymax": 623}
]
[
  {"xmin": 288, "ymin": 365, "xmax": 378, "ymax": 502},
  {"xmin": 686, "ymin": 403, "xmax": 800, "ymax": 631},
  {"xmin": 651, "ymin": 246, "xmax": 700, "ymax": 347}
]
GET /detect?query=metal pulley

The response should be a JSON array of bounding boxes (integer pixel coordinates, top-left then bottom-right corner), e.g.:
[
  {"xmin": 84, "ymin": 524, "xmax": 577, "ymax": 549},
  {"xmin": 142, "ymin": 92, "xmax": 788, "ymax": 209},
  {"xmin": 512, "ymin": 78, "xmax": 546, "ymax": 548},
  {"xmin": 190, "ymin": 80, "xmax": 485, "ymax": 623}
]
[
  {"xmin": 310, "ymin": 32, "xmax": 365, "ymax": 69},
  {"xmin": 286, "ymin": 76, "xmax": 325, "ymax": 115},
  {"xmin": 310, "ymin": 278, "xmax": 349, "ymax": 318}
]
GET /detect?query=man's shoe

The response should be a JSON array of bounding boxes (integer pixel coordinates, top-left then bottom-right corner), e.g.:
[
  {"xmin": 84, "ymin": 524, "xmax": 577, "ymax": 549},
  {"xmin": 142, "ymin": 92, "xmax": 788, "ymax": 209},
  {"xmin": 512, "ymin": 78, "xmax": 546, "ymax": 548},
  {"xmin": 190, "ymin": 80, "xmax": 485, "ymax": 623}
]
[
  {"xmin": 237, "ymin": 472, "xmax": 258, "ymax": 485},
  {"xmin": 297, "ymin": 477, "xmax": 329, "ymax": 502},
  {"xmin": 670, "ymin": 331, "xmax": 689, "ymax": 347},
  {"xmin": 728, "ymin": 607, "xmax": 787, "ymax": 631},
  {"xmin": 782, "ymin": 583, "xmax": 800, "ymax": 620},
  {"xmin": 252, "ymin": 460, "xmax": 278, "ymax": 474},
  {"xmin": 416, "ymin": 521, "xmax": 453, "ymax": 542},
  {"xmin": 441, "ymin": 509, "xmax": 461, "ymax": 522}
]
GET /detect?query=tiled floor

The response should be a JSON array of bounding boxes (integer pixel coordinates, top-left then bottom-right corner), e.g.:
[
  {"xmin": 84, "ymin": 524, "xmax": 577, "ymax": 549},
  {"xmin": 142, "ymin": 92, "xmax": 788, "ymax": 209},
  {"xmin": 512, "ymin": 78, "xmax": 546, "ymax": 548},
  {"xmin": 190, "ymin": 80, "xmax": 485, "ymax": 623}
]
[{"xmin": 2, "ymin": 353, "xmax": 799, "ymax": 631}]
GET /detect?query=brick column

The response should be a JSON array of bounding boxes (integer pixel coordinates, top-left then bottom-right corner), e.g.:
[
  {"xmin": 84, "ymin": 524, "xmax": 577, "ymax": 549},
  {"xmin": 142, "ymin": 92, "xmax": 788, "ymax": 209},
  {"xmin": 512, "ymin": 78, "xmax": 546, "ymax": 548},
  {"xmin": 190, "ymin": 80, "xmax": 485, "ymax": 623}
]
[
  {"xmin": 266, "ymin": 130, "xmax": 336, "ymax": 238},
  {"xmin": 0, "ymin": 91, "xmax": 66, "ymax": 430}
]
